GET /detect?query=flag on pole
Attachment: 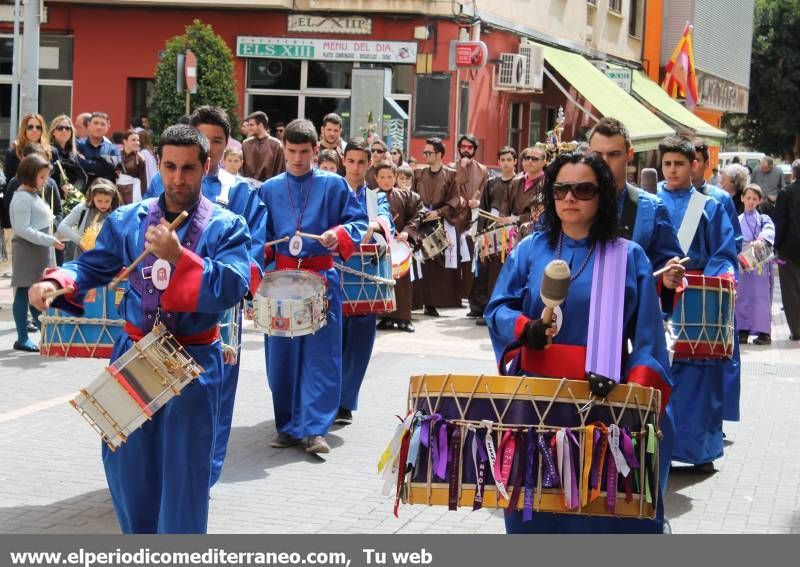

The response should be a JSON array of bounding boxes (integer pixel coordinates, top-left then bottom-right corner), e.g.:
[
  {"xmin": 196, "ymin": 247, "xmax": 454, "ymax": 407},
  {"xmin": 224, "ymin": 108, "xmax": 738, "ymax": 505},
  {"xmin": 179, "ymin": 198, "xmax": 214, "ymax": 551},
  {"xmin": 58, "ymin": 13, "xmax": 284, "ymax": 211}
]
[{"xmin": 662, "ymin": 22, "xmax": 700, "ymax": 109}]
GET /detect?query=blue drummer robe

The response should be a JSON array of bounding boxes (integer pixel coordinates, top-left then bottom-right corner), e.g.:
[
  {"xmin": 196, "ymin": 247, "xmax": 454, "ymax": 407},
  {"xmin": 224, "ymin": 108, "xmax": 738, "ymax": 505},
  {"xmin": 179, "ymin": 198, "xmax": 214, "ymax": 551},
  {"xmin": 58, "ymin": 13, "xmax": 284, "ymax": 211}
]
[
  {"xmin": 618, "ymin": 184, "xmax": 682, "ymax": 271},
  {"xmin": 697, "ymin": 181, "xmax": 743, "ymax": 423},
  {"xmin": 341, "ymin": 183, "xmax": 394, "ymax": 412},
  {"xmin": 485, "ymin": 233, "xmax": 675, "ymax": 534},
  {"xmin": 46, "ymin": 195, "xmax": 251, "ymax": 533},
  {"xmin": 146, "ymin": 170, "xmax": 267, "ymax": 483},
  {"xmin": 259, "ymin": 169, "xmax": 367, "ymax": 439},
  {"xmin": 657, "ymin": 185, "xmax": 738, "ymax": 465}
]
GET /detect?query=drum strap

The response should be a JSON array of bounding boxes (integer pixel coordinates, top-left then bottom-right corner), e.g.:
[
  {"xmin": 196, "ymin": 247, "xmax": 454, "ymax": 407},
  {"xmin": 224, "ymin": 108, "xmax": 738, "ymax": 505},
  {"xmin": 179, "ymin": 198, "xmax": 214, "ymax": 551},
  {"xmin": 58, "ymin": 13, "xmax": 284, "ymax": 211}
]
[
  {"xmin": 619, "ymin": 184, "xmax": 639, "ymax": 240},
  {"xmin": 585, "ymin": 239, "xmax": 628, "ymax": 386},
  {"xmin": 130, "ymin": 197, "xmax": 214, "ymax": 333},
  {"xmin": 677, "ymin": 190, "xmax": 708, "ymax": 255}
]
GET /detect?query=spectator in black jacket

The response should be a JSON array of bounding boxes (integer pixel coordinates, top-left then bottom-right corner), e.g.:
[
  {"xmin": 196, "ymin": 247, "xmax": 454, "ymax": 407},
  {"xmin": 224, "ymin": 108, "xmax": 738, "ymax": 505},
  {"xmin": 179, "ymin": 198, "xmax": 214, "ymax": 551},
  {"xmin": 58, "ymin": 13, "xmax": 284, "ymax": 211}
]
[{"xmin": 775, "ymin": 159, "xmax": 800, "ymax": 340}]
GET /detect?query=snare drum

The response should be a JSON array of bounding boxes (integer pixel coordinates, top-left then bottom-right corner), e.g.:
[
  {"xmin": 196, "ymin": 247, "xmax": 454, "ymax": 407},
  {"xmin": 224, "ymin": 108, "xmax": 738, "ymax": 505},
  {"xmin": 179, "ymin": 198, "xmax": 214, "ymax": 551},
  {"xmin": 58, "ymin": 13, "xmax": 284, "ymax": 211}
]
[
  {"xmin": 670, "ymin": 274, "xmax": 735, "ymax": 360},
  {"xmin": 253, "ymin": 269, "xmax": 327, "ymax": 337},
  {"xmin": 383, "ymin": 374, "xmax": 661, "ymax": 519},
  {"xmin": 390, "ymin": 239, "xmax": 413, "ymax": 279},
  {"xmin": 337, "ymin": 243, "xmax": 396, "ymax": 315},
  {"xmin": 71, "ymin": 323, "xmax": 205, "ymax": 450},
  {"xmin": 419, "ymin": 221, "xmax": 450, "ymax": 261},
  {"xmin": 219, "ymin": 303, "xmax": 242, "ymax": 365},
  {"xmin": 40, "ymin": 285, "xmax": 126, "ymax": 358},
  {"xmin": 738, "ymin": 240, "xmax": 773, "ymax": 272}
]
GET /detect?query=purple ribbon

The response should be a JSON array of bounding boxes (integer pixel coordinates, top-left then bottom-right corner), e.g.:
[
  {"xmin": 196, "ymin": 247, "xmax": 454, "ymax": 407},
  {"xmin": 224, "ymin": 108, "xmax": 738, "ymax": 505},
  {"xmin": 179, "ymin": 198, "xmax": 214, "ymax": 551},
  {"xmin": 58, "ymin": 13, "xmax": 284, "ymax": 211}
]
[
  {"xmin": 606, "ymin": 450, "xmax": 618, "ymax": 515},
  {"xmin": 433, "ymin": 422, "xmax": 450, "ymax": 480},
  {"xmin": 419, "ymin": 413, "xmax": 442, "ymax": 448},
  {"xmin": 472, "ymin": 429, "xmax": 489, "ymax": 511},
  {"xmin": 508, "ymin": 431, "xmax": 526, "ymax": 512},
  {"xmin": 621, "ymin": 427, "xmax": 638, "ymax": 502},
  {"xmin": 523, "ymin": 428, "xmax": 538, "ymax": 522},
  {"xmin": 537, "ymin": 432, "xmax": 560, "ymax": 489},
  {"xmin": 448, "ymin": 426, "xmax": 462, "ymax": 511}
]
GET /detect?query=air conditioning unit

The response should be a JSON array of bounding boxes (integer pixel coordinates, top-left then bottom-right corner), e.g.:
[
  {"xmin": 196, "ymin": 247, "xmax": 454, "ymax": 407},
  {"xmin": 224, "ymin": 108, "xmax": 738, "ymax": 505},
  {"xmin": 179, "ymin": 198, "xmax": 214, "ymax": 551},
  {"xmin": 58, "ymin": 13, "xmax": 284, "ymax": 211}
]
[
  {"xmin": 497, "ymin": 53, "xmax": 526, "ymax": 88},
  {"xmin": 518, "ymin": 42, "xmax": 544, "ymax": 91}
]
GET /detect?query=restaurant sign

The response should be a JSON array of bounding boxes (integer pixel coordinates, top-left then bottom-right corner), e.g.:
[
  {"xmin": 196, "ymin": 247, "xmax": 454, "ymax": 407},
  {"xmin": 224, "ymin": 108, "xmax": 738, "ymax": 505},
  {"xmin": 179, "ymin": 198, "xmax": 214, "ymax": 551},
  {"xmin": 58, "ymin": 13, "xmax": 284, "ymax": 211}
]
[{"xmin": 237, "ymin": 36, "xmax": 417, "ymax": 64}]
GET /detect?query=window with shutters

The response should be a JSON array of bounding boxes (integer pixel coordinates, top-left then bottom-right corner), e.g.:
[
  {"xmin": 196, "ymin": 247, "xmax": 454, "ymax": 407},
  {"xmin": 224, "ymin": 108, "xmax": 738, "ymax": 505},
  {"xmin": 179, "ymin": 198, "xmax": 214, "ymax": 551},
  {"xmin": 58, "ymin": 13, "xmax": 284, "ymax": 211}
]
[{"xmin": 609, "ymin": 0, "xmax": 623, "ymax": 13}]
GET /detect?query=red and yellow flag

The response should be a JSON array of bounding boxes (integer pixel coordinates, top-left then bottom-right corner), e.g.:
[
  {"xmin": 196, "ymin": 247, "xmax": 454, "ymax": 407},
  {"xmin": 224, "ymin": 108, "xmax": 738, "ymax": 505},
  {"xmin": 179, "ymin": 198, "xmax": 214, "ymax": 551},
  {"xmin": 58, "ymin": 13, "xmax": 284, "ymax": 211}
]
[{"xmin": 662, "ymin": 22, "xmax": 700, "ymax": 108}]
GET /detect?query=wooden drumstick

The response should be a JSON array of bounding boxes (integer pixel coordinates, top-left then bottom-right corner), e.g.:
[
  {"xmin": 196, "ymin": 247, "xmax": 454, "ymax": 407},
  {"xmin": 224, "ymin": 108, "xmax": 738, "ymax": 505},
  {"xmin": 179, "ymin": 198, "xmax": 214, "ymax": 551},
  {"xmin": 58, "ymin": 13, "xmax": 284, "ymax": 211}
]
[
  {"xmin": 265, "ymin": 236, "xmax": 290, "ymax": 248},
  {"xmin": 42, "ymin": 286, "xmax": 75, "ymax": 301},
  {"xmin": 653, "ymin": 256, "xmax": 690, "ymax": 277},
  {"xmin": 296, "ymin": 231, "xmax": 325, "ymax": 241},
  {"xmin": 107, "ymin": 210, "xmax": 189, "ymax": 290}
]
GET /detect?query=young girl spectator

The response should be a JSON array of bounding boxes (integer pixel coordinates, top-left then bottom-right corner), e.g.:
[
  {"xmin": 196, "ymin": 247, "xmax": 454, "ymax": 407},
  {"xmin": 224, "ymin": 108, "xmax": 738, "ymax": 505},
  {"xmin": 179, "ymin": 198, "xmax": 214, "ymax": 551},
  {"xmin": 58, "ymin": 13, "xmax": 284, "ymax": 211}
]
[
  {"xmin": 222, "ymin": 147, "xmax": 244, "ymax": 176},
  {"xmin": 9, "ymin": 154, "xmax": 65, "ymax": 352},
  {"xmin": 57, "ymin": 178, "xmax": 122, "ymax": 261},
  {"xmin": 737, "ymin": 183, "xmax": 776, "ymax": 345}
]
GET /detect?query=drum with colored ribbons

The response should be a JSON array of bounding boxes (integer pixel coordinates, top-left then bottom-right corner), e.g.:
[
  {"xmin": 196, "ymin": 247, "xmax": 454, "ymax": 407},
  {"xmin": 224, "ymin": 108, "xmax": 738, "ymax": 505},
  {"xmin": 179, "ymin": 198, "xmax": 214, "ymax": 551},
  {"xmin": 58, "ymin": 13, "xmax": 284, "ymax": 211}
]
[
  {"xmin": 390, "ymin": 239, "xmax": 413, "ymax": 279},
  {"xmin": 670, "ymin": 274, "xmax": 736, "ymax": 360},
  {"xmin": 379, "ymin": 374, "xmax": 662, "ymax": 520},
  {"xmin": 71, "ymin": 323, "xmax": 205, "ymax": 450},
  {"xmin": 419, "ymin": 220, "xmax": 450, "ymax": 262},
  {"xmin": 738, "ymin": 240, "xmax": 773, "ymax": 273},
  {"xmin": 40, "ymin": 284, "xmax": 126, "ymax": 358},
  {"xmin": 253, "ymin": 269, "xmax": 327, "ymax": 338},
  {"xmin": 474, "ymin": 225, "xmax": 518, "ymax": 262},
  {"xmin": 336, "ymin": 243, "xmax": 396, "ymax": 315},
  {"xmin": 219, "ymin": 302, "xmax": 242, "ymax": 365}
]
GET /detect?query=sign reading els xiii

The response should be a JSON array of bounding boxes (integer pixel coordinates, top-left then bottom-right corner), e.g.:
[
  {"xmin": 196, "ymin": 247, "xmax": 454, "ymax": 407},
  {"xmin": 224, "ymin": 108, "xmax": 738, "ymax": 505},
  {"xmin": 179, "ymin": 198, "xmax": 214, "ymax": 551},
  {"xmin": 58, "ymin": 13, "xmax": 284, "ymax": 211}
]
[{"xmin": 237, "ymin": 36, "xmax": 417, "ymax": 64}]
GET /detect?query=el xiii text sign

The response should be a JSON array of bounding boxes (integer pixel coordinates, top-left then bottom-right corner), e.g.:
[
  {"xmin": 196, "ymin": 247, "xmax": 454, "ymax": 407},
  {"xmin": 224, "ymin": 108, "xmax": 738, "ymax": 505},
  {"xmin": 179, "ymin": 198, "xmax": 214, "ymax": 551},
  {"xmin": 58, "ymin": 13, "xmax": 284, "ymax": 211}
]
[
  {"xmin": 237, "ymin": 37, "xmax": 417, "ymax": 64},
  {"xmin": 287, "ymin": 15, "xmax": 372, "ymax": 35}
]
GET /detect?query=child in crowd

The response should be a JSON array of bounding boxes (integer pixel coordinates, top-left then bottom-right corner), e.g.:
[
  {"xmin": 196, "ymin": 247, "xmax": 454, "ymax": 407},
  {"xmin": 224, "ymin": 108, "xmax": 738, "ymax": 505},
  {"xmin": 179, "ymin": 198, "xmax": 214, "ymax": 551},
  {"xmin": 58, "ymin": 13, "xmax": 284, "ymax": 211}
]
[
  {"xmin": 737, "ymin": 183, "xmax": 775, "ymax": 345},
  {"xmin": 57, "ymin": 178, "xmax": 122, "ymax": 260},
  {"xmin": 396, "ymin": 164, "xmax": 414, "ymax": 191},
  {"xmin": 222, "ymin": 148, "xmax": 244, "ymax": 176},
  {"xmin": 317, "ymin": 149, "xmax": 342, "ymax": 174}
]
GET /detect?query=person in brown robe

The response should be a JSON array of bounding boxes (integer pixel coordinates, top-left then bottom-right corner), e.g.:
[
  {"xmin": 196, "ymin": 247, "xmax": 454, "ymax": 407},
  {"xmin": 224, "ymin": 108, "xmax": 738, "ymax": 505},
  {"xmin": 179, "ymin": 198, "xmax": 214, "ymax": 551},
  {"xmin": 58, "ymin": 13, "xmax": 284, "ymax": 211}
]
[
  {"xmin": 468, "ymin": 146, "xmax": 517, "ymax": 325},
  {"xmin": 503, "ymin": 146, "xmax": 546, "ymax": 235},
  {"xmin": 450, "ymin": 134, "xmax": 489, "ymax": 309},
  {"xmin": 117, "ymin": 130, "xmax": 149, "ymax": 204},
  {"xmin": 241, "ymin": 111, "xmax": 285, "ymax": 182},
  {"xmin": 372, "ymin": 163, "xmax": 424, "ymax": 331},
  {"xmin": 412, "ymin": 137, "xmax": 462, "ymax": 315}
]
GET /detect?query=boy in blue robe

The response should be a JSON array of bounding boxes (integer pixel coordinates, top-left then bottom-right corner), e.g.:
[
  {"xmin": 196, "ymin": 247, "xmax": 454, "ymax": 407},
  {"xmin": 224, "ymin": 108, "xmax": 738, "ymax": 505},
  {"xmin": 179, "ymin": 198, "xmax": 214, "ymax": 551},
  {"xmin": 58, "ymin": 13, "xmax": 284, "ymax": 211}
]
[
  {"xmin": 258, "ymin": 119, "xmax": 368, "ymax": 454},
  {"xmin": 337, "ymin": 138, "xmax": 394, "ymax": 425},
  {"xmin": 486, "ymin": 152, "xmax": 675, "ymax": 533},
  {"xmin": 657, "ymin": 135, "xmax": 738, "ymax": 472},
  {"xmin": 29, "ymin": 125, "xmax": 252, "ymax": 533}
]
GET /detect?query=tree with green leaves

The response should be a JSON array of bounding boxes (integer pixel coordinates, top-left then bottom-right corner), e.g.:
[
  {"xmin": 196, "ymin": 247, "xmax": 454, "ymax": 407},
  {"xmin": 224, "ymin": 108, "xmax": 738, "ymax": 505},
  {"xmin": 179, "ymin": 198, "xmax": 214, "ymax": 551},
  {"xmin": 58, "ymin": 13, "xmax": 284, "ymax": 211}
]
[
  {"xmin": 726, "ymin": 0, "xmax": 800, "ymax": 159},
  {"xmin": 149, "ymin": 20, "xmax": 239, "ymax": 138}
]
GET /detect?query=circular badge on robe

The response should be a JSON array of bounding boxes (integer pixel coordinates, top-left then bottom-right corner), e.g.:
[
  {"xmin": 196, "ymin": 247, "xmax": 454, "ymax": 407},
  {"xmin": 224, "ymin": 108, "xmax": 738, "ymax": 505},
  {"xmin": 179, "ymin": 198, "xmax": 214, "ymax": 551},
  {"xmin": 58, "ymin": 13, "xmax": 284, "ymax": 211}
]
[
  {"xmin": 542, "ymin": 305, "xmax": 563, "ymax": 336},
  {"xmin": 152, "ymin": 258, "xmax": 172, "ymax": 291},
  {"xmin": 289, "ymin": 234, "xmax": 303, "ymax": 257}
]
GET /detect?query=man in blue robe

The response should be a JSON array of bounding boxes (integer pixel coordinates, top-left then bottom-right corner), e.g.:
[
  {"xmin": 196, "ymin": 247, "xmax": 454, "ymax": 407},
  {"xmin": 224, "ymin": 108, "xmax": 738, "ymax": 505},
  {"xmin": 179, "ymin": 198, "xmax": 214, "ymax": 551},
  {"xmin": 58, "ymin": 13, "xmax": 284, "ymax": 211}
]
[
  {"xmin": 258, "ymin": 119, "xmax": 368, "ymax": 454},
  {"xmin": 337, "ymin": 138, "xmax": 394, "ymax": 425},
  {"xmin": 657, "ymin": 136, "xmax": 738, "ymax": 473},
  {"xmin": 29, "ymin": 125, "xmax": 252, "ymax": 533}
]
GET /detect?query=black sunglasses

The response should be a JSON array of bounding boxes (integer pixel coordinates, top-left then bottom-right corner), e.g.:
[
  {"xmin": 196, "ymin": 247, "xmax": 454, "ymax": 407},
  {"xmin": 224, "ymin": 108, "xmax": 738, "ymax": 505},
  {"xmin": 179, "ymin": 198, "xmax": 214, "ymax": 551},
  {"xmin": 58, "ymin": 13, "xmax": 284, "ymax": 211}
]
[
  {"xmin": 372, "ymin": 148, "xmax": 386, "ymax": 154},
  {"xmin": 553, "ymin": 182, "xmax": 600, "ymax": 201},
  {"xmin": 54, "ymin": 125, "xmax": 72, "ymax": 132},
  {"xmin": 27, "ymin": 123, "xmax": 43, "ymax": 131},
  {"xmin": 522, "ymin": 155, "xmax": 542, "ymax": 161}
]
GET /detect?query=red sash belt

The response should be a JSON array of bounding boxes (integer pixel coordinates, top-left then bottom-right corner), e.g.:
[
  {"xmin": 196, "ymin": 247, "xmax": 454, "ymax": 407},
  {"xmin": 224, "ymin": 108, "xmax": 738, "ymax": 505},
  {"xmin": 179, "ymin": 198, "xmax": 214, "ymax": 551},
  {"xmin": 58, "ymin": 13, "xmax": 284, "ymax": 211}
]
[
  {"xmin": 520, "ymin": 344, "xmax": 587, "ymax": 380},
  {"xmin": 276, "ymin": 253, "xmax": 333, "ymax": 271},
  {"xmin": 124, "ymin": 322, "xmax": 220, "ymax": 345}
]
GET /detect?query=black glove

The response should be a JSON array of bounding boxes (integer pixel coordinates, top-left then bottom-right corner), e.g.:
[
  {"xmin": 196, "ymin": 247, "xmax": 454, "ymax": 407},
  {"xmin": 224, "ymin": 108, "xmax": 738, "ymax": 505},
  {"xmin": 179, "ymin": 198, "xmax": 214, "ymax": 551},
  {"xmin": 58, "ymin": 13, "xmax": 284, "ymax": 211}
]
[{"xmin": 520, "ymin": 318, "xmax": 552, "ymax": 350}]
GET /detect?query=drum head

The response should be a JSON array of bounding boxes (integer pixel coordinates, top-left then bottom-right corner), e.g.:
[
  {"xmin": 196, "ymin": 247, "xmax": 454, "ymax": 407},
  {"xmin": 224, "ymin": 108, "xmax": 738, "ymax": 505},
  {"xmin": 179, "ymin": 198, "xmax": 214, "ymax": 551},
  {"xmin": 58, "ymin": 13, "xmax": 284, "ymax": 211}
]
[
  {"xmin": 391, "ymin": 240, "xmax": 412, "ymax": 265},
  {"xmin": 258, "ymin": 270, "xmax": 325, "ymax": 300}
]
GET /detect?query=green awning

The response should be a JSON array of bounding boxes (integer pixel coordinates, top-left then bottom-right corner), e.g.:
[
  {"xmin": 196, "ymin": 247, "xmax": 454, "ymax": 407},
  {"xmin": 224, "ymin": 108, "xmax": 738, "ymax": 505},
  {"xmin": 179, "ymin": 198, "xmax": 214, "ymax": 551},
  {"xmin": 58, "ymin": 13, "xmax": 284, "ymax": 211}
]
[
  {"xmin": 628, "ymin": 69, "xmax": 727, "ymax": 145},
  {"xmin": 541, "ymin": 44, "xmax": 674, "ymax": 152}
]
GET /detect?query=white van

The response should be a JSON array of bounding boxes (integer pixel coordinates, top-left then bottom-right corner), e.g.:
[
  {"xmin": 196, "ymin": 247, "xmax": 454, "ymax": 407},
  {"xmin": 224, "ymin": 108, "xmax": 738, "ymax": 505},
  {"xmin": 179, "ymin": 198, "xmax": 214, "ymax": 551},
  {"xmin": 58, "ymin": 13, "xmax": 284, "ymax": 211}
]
[{"xmin": 718, "ymin": 151, "xmax": 765, "ymax": 172}]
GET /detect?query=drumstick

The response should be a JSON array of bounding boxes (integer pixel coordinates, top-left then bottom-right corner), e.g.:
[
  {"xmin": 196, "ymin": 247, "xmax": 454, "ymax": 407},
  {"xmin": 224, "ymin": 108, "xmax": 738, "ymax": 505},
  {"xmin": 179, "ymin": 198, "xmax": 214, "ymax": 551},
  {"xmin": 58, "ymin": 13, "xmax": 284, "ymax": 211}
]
[
  {"xmin": 107, "ymin": 210, "xmax": 189, "ymax": 290},
  {"xmin": 653, "ymin": 256, "xmax": 690, "ymax": 277},
  {"xmin": 42, "ymin": 286, "xmax": 75, "ymax": 301},
  {"xmin": 265, "ymin": 236, "xmax": 290, "ymax": 248},
  {"xmin": 296, "ymin": 231, "xmax": 325, "ymax": 241},
  {"xmin": 477, "ymin": 209, "xmax": 504, "ymax": 222}
]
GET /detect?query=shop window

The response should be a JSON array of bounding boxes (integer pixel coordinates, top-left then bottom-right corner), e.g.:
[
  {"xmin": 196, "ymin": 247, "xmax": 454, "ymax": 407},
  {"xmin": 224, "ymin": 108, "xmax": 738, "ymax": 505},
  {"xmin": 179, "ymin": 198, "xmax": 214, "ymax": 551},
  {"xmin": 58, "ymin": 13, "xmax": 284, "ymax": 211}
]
[
  {"xmin": 247, "ymin": 59, "xmax": 301, "ymax": 90},
  {"xmin": 546, "ymin": 107, "xmax": 558, "ymax": 133},
  {"xmin": 358, "ymin": 63, "xmax": 413, "ymax": 94},
  {"xmin": 307, "ymin": 62, "xmax": 352, "ymax": 90},
  {"xmin": 249, "ymin": 94, "xmax": 300, "ymax": 128},
  {"xmin": 39, "ymin": 35, "xmax": 73, "ymax": 81},
  {"xmin": 38, "ymin": 84, "xmax": 71, "ymax": 123},
  {"xmin": 129, "ymin": 78, "xmax": 154, "ymax": 125},
  {"xmin": 304, "ymin": 97, "xmax": 351, "ymax": 131}
]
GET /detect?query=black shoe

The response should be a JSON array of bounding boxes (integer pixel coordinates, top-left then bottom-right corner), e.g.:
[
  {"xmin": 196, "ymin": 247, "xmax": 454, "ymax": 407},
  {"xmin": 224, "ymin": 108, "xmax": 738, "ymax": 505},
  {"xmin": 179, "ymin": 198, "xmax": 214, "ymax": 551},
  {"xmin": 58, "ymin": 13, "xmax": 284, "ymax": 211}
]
[
  {"xmin": 475, "ymin": 316, "xmax": 487, "ymax": 326},
  {"xmin": 334, "ymin": 407, "xmax": 353, "ymax": 425},
  {"xmin": 466, "ymin": 310, "xmax": 481, "ymax": 318},
  {"xmin": 692, "ymin": 462, "xmax": 716, "ymax": 474},
  {"xmin": 738, "ymin": 331, "xmax": 749, "ymax": 344},
  {"xmin": 424, "ymin": 306, "xmax": 440, "ymax": 317},
  {"xmin": 753, "ymin": 333, "xmax": 772, "ymax": 345},
  {"xmin": 398, "ymin": 321, "xmax": 415, "ymax": 333},
  {"xmin": 376, "ymin": 317, "xmax": 394, "ymax": 330},
  {"xmin": 13, "ymin": 340, "xmax": 39, "ymax": 353},
  {"xmin": 27, "ymin": 322, "xmax": 38, "ymax": 333}
]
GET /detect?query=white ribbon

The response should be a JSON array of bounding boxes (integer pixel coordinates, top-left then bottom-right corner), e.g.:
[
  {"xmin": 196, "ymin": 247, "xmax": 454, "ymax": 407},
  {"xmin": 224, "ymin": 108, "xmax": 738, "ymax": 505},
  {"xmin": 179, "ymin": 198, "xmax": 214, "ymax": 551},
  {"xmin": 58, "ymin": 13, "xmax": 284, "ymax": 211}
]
[
  {"xmin": 481, "ymin": 420, "xmax": 509, "ymax": 500},
  {"xmin": 379, "ymin": 414, "xmax": 414, "ymax": 495},
  {"xmin": 607, "ymin": 424, "xmax": 631, "ymax": 478}
]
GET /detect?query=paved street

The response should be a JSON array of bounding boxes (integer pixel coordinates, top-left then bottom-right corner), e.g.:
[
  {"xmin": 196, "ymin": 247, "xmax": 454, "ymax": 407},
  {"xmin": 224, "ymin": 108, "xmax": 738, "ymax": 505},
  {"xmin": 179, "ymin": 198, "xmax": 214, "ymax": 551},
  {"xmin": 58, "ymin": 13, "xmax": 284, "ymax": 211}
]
[{"xmin": 0, "ymin": 271, "xmax": 799, "ymax": 534}]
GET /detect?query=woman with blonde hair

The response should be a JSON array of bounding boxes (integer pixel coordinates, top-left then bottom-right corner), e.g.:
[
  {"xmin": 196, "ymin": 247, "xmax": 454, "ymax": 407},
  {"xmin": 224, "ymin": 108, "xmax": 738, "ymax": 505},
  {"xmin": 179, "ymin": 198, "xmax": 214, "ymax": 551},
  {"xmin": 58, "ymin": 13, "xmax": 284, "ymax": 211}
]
[{"xmin": 4, "ymin": 113, "xmax": 52, "ymax": 180}]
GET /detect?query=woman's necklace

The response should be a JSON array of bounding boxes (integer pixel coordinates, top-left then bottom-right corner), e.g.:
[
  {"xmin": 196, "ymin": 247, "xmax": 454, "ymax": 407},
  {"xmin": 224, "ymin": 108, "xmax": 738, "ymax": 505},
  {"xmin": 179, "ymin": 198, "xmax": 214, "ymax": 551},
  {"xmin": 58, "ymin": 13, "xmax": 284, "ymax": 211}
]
[{"xmin": 556, "ymin": 231, "xmax": 596, "ymax": 281}]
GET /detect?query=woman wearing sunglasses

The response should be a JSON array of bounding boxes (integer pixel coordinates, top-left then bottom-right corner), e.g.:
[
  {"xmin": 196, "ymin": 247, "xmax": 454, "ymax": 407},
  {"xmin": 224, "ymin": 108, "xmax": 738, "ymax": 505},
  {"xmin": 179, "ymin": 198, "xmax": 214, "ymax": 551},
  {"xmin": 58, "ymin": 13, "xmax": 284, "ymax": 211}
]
[
  {"xmin": 485, "ymin": 152, "xmax": 675, "ymax": 534},
  {"xmin": 4, "ymin": 113, "xmax": 52, "ymax": 181},
  {"xmin": 49, "ymin": 116, "xmax": 89, "ymax": 203}
]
